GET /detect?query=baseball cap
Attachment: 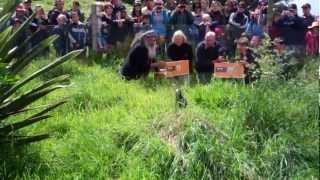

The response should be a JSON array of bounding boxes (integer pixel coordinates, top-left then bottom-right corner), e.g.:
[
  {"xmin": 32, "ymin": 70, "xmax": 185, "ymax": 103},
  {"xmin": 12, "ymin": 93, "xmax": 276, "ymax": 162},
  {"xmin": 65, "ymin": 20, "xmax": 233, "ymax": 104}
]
[{"xmin": 289, "ymin": 3, "xmax": 297, "ymax": 10}]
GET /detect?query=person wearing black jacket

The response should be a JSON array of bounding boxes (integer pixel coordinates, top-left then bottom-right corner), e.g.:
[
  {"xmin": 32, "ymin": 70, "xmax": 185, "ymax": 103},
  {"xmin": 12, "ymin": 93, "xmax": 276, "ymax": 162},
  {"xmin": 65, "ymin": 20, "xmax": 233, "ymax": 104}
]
[
  {"xmin": 52, "ymin": 14, "xmax": 68, "ymax": 56},
  {"xmin": 301, "ymin": 3, "xmax": 315, "ymax": 29},
  {"xmin": 100, "ymin": 2, "xmax": 114, "ymax": 51},
  {"xmin": 167, "ymin": 30, "xmax": 193, "ymax": 72},
  {"xmin": 169, "ymin": 0, "xmax": 194, "ymax": 38},
  {"xmin": 29, "ymin": 5, "xmax": 49, "ymax": 49},
  {"xmin": 48, "ymin": 0, "xmax": 70, "ymax": 25},
  {"xmin": 208, "ymin": 1, "xmax": 226, "ymax": 28},
  {"xmin": 120, "ymin": 31, "xmax": 158, "ymax": 80},
  {"xmin": 23, "ymin": 0, "xmax": 33, "ymax": 17},
  {"xmin": 109, "ymin": 6, "xmax": 134, "ymax": 45},
  {"xmin": 198, "ymin": 14, "xmax": 215, "ymax": 42},
  {"xmin": 277, "ymin": 4, "xmax": 305, "ymax": 55},
  {"xmin": 195, "ymin": 31, "xmax": 225, "ymax": 84},
  {"xmin": 226, "ymin": 1, "xmax": 249, "ymax": 57},
  {"xmin": 68, "ymin": 0, "xmax": 85, "ymax": 22}
]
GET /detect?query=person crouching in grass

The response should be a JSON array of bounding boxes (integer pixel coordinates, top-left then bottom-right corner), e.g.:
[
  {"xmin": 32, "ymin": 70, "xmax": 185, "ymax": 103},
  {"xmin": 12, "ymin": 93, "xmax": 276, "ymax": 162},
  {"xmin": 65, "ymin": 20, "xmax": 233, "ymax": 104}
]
[
  {"xmin": 120, "ymin": 31, "xmax": 158, "ymax": 80},
  {"xmin": 237, "ymin": 37, "xmax": 261, "ymax": 84},
  {"xmin": 167, "ymin": 30, "xmax": 193, "ymax": 80},
  {"xmin": 195, "ymin": 31, "xmax": 225, "ymax": 84}
]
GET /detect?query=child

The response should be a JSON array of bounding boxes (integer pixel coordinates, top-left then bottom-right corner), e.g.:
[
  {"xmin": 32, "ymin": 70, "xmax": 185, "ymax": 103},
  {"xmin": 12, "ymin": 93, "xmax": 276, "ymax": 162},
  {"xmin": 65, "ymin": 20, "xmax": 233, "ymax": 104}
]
[{"xmin": 52, "ymin": 14, "xmax": 68, "ymax": 56}]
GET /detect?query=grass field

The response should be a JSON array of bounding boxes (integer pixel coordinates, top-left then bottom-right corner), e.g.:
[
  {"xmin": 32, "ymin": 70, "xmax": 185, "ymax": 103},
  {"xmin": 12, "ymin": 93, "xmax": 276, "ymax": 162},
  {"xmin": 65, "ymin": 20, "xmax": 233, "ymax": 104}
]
[
  {"xmin": 0, "ymin": 1, "xmax": 319, "ymax": 179},
  {"xmin": 0, "ymin": 53, "xmax": 318, "ymax": 179}
]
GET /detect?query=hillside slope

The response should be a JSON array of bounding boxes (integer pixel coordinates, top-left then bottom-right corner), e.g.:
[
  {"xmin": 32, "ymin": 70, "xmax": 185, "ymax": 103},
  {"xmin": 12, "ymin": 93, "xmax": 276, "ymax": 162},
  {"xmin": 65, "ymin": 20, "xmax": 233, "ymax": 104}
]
[{"xmin": 1, "ymin": 56, "xmax": 318, "ymax": 179}]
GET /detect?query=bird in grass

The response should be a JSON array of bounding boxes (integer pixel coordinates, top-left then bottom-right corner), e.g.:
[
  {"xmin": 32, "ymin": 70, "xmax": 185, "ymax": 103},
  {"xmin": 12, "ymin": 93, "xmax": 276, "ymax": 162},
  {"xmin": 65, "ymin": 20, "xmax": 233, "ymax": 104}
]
[{"xmin": 175, "ymin": 88, "xmax": 187, "ymax": 109}]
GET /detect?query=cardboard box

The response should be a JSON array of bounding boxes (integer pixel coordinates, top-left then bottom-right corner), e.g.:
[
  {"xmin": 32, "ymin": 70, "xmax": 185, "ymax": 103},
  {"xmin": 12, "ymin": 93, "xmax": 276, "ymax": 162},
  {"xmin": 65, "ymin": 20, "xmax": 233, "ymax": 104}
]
[
  {"xmin": 214, "ymin": 62, "xmax": 245, "ymax": 79},
  {"xmin": 153, "ymin": 60, "xmax": 190, "ymax": 78}
]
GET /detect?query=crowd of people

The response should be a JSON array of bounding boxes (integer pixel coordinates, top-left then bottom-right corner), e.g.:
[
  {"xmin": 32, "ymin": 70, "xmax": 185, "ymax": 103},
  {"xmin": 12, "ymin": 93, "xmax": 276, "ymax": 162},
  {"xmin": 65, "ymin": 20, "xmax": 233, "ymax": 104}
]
[
  {"xmin": 10, "ymin": 0, "xmax": 87, "ymax": 56},
  {"xmin": 7, "ymin": 0, "xmax": 319, "ymax": 83}
]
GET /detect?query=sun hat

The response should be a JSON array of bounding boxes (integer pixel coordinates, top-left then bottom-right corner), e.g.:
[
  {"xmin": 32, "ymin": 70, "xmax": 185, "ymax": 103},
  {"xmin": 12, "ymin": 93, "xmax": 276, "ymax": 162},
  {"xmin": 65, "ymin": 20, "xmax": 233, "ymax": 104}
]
[{"xmin": 308, "ymin": 21, "xmax": 319, "ymax": 29}]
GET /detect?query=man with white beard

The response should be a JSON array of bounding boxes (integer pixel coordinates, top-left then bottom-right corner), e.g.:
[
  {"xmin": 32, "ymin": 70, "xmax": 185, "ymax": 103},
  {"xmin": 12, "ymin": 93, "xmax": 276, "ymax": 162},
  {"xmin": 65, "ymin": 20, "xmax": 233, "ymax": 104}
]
[{"xmin": 120, "ymin": 30, "xmax": 158, "ymax": 80}]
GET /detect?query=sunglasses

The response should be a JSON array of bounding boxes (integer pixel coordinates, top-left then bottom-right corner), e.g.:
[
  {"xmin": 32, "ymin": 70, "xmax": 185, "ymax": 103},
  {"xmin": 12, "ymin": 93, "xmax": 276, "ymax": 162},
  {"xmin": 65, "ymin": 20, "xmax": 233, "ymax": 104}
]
[{"xmin": 146, "ymin": 35, "xmax": 156, "ymax": 39}]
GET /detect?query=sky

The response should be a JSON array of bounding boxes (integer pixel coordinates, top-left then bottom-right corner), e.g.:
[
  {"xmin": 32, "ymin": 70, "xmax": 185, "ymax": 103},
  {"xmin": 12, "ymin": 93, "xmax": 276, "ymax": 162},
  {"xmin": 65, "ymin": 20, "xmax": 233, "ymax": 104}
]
[{"xmin": 290, "ymin": 0, "xmax": 320, "ymax": 16}]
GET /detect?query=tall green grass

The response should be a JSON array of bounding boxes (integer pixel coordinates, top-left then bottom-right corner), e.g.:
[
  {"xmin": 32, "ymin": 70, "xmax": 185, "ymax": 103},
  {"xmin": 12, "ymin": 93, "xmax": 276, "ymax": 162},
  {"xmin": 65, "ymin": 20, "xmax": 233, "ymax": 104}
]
[
  {"xmin": 1, "ymin": 0, "xmax": 318, "ymax": 178},
  {"xmin": 0, "ymin": 56, "xmax": 318, "ymax": 179}
]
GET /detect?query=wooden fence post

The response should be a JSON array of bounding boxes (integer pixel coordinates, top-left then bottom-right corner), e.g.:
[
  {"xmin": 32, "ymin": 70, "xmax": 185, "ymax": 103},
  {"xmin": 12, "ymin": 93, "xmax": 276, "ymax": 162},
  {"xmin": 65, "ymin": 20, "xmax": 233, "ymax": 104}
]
[{"xmin": 91, "ymin": 3, "xmax": 98, "ymax": 52}]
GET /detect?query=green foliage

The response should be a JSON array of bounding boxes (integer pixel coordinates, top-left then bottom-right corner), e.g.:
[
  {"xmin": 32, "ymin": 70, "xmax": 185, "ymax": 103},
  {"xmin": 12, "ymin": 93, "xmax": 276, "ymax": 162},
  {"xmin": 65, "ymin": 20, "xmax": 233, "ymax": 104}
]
[
  {"xmin": 0, "ymin": 0, "xmax": 82, "ymax": 146},
  {"xmin": 254, "ymin": 34, "xmax": 302, "ymax": 80}
]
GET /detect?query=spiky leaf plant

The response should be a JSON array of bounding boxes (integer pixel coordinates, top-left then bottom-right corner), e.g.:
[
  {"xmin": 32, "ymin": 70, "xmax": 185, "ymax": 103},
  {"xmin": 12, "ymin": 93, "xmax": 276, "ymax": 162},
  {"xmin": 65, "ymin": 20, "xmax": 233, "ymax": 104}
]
[{"xmin": 0, "ymin": 0, "xmax": 82, "ymax": 145}]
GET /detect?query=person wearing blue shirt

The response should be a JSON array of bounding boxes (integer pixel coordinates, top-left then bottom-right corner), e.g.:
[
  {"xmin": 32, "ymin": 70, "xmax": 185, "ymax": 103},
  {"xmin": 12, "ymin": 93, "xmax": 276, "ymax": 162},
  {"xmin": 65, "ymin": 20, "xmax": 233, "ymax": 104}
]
[
  {"xmin": 245, "ymin": 10, "xmax": 264, "ymax": 38},
  {"xmin": 149, "ymin": 0, "xmax": 169, "ymax": 39}
]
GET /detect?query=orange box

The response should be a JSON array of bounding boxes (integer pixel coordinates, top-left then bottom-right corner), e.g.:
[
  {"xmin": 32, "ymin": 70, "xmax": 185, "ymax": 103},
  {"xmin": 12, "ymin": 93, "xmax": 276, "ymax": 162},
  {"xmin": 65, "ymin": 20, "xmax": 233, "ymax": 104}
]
[
  {"xmin": 214, "ymin": 62, "xmax": 245, "ymax": 79},
  {"xmin": 153, "ymin": 60, "xmax": 190, "ymax": 78}
]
